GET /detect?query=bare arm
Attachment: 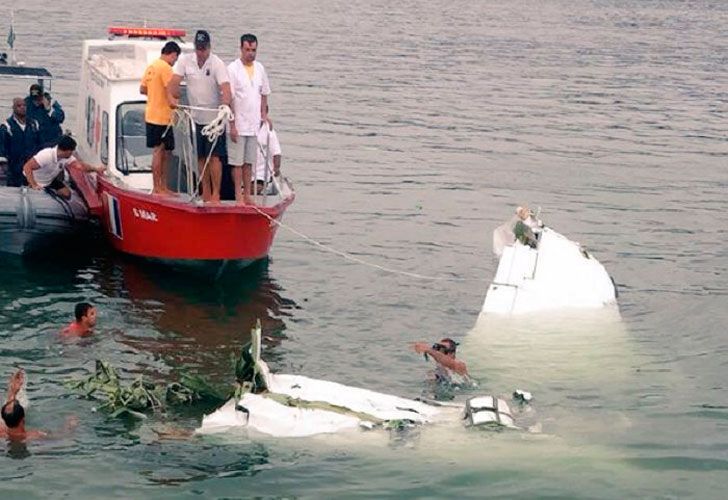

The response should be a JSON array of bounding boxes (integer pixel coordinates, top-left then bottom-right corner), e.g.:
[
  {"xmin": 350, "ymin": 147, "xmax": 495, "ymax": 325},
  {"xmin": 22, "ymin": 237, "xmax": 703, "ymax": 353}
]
[
  {"xmin": 23, "ymin": 158, "xmax": 42, "ymax": 189},
  {"xmin": 220, "ymin": 81, "xmax": 232, "ymax": 107},
  {"xmin": 70, "ymin": 159, "xmax": 105, "ymax": 174},
  {"xmin": 272, "ymin": 155, "xmax": 281, "ymax": 176},
  {"xmin": 5, "ymin": 368, "xmax": 24, "ymax": 403},
  {"xmin": 167, "ymin": 74, "xmax": 182, "ymax": 108},
  {"xmin": 260, "ymin": 94, "xmax": 269, "ymax": 123},
  {"xmin": 413, "ymin": 343, "xmax": 468, "ymax": 376}
]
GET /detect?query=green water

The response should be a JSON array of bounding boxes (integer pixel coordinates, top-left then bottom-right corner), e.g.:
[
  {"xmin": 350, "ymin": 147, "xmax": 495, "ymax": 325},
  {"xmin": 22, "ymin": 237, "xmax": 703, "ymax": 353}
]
[{"xmin": 2, "ymin": 0, "xmax": 727, "ymax": 497}]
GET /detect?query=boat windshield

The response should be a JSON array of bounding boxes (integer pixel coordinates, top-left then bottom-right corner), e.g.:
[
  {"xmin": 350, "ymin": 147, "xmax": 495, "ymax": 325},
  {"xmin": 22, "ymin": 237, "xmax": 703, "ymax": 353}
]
[
  {"xmin": 115, "ymin": 98, "xmax": 198, "ymax": 195},
  {"xmin": 116, "ymin": 101, "xmax": 152, "ymax": 173}
]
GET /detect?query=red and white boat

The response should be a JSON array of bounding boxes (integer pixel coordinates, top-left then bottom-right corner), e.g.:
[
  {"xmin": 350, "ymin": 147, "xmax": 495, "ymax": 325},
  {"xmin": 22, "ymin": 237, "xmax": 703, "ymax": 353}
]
[{"xmin": 72, "ymin": 27, "xmax": 294, "ymax": 274}]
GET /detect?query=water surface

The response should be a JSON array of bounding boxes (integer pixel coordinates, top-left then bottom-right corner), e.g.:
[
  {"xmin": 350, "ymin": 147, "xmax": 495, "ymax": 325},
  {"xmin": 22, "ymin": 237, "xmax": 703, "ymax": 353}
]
[{"xmin": 1, "ymin": 0, "xmax": 727, "ymax": 497}]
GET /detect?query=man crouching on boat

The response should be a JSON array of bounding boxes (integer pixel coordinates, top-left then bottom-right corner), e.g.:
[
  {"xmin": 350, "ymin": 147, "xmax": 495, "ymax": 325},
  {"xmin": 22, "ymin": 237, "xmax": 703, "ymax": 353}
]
[{"xmin": 23, "ymin": 135, "xmax": 105, "ymax": 199}]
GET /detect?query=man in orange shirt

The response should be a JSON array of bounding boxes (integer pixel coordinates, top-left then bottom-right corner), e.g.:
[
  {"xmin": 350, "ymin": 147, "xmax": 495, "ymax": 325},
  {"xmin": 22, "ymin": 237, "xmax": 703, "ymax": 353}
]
[{"xmin": 140, "ymin": 41, "xmax": 181, "ymax": 196}]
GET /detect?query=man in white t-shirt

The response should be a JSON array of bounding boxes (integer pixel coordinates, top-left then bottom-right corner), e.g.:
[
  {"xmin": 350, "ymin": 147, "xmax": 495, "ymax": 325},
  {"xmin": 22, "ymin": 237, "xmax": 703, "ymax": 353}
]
[
  {"xmin": 168, "ymin": 30, "xmax": 232, "ymax": 203},
  {"xmin": 254, "ymin": 116, "xmax": 282, "ymax": 194},
  {"xmin": 23, "ymin": 135, "xmax": 105, "ymax": 199},
  {"xmin": 227, "ymin": 33, "xmax": 271, "ymax": 205}
]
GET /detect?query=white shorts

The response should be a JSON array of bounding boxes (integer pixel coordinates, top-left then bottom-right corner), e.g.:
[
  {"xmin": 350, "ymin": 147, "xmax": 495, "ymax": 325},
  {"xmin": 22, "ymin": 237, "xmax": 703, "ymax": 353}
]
[{"xmin": 227, "ymin": 134, "xmax": 257, "ymax": 167}]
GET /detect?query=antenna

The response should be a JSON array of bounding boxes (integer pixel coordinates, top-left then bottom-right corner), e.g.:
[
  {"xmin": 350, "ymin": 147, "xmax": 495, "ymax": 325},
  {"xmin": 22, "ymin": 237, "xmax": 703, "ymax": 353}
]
[{"xmin": 8, "ymin": 10, "xmax": 17, "ymax": 65}]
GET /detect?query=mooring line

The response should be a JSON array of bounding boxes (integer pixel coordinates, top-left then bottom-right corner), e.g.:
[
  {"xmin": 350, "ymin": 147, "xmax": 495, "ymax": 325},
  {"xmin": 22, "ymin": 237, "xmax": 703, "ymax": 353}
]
[{"xmin": 252, "ymin": 206, "xmax": 489, "ymax": 282}]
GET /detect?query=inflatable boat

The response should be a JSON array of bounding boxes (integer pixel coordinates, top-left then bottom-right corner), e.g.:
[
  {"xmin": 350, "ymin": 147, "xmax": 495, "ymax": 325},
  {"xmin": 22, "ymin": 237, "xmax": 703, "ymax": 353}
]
[{"xmin": 0, "ymin": 184, "xmax": 91, "ymax": 255}]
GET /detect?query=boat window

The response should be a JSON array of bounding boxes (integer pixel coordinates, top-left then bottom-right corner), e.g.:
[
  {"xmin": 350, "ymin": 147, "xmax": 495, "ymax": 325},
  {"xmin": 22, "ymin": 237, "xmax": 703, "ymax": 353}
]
[
  {"xmin": 100, "ymin": 111, "xmax": 109, "ymax": 165},
  {"xmin": 86, "ymin": 96, "xmax": 95, "ymax": 147},
  {"xmin": 116, "ymin": 101, "xmax": 152, "ymax": 174}
]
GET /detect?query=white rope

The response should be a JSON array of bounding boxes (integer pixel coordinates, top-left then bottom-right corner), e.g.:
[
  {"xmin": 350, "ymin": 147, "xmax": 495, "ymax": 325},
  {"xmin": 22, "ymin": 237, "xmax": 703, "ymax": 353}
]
[
  {"xmin": 251, "ymin": 205, "xmax": 489, "ymax": 282},
  {"xmin": 173, "ymin": 104, "xmax": 233, "ymax": 198},
  {"xmin": 199, "ymin": 104, "xmax": 234, "ymax": 142},
  {"xmin": 173, "ymin": 104, "xmax": 486, "ymax": 283}
]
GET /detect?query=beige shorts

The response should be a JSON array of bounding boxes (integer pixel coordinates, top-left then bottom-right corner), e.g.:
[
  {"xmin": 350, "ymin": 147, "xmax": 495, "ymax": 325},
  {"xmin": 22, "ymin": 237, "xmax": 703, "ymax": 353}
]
[{"xmin": 227, "ymin": 134, "xmax": 257, "ymax": 167}]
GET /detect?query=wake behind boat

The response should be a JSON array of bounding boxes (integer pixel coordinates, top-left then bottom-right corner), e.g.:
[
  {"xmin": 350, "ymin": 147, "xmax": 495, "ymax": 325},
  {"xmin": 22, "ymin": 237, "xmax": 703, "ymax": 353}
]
[{"xmin": 74, "ymin": 27, "xmax": 295, "ymax": 273}]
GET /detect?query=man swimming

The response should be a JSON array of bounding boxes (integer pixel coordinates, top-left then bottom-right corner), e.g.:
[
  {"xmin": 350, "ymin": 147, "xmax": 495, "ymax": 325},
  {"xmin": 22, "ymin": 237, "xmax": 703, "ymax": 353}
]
[
  {"xmin": 60, "ymin": 302, "xmax": 97, "ymax": 338},
  {"xmin": 412, "ymin": 338, "xmax": 474, "ymax": 399},
  {"xmin": 1, "ymin": 368, "xmax": 77, "ymax": 441}
]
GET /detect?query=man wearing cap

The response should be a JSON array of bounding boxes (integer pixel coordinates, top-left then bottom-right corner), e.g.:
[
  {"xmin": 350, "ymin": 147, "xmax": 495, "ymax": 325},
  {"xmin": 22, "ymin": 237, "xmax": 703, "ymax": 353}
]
[
  {"xmin": 24, "ymin": 83, "xmax": 65, "ymax": 147},
  {"xmin": 140, "ymin": 41, "xmax": 181, "ymax": 196},
  {"xmin": 0, "ymin": 97, "xmax": 41, "ymax": 186},
  {"xmin": 168, "ymin": 30, "xmax": 231, "ymax": 203},
  {"xmin": 227, "ymin": 33, "xmax": 271, "ymax": 205}
]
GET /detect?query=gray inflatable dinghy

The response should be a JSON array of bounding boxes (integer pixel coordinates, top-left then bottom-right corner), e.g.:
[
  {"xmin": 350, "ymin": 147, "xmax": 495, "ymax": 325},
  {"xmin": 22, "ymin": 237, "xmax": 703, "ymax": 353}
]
[{"xmin": 0, "ymin": 184, "xmax": 91, "ymax": 255}]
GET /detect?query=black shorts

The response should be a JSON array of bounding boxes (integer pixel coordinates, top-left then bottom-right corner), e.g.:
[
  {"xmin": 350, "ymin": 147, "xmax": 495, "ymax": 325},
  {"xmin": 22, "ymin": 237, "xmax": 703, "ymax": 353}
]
[
  {"xmin": 146, "ymin": 122, "xmax": 175, "ymax": 150},
  {"xmin": 195, "ymin": 123, "xmax": 226, "ymax": 158},
  {"xmin": 47, "ymin": 171, "xmax": 66, "ymax": 191}
]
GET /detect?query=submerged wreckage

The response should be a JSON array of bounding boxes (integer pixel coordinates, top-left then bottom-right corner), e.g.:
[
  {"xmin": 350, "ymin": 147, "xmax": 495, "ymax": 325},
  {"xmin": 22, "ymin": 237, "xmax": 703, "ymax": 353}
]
[
  {"xmin": 481, "ymin": 207, "xmax": 618, "ymax": 315},
  {"xmin": 196, "ymin": 324, "xmax": 520, "ymax": 438}
]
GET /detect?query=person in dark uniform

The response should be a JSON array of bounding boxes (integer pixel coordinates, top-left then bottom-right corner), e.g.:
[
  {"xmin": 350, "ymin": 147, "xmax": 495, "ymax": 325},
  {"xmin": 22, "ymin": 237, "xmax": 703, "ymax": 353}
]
[
  {"xmin": 0, "ymin": 97, "xmax": 41, "ymax": 186},
  {"xmin": 24, "ymin": 84, "xmax": 65, "ymax": 147}
]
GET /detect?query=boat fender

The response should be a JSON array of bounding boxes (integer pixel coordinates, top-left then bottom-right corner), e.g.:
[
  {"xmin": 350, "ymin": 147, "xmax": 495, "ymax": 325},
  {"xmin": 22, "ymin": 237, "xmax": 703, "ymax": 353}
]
[
  {"xmin": 463, "ymin": 395, "xmax": 516, "ymax": 428},
  {"xmin": 17, "ymin": 186, "xmax": 36, "ymax": 230}
]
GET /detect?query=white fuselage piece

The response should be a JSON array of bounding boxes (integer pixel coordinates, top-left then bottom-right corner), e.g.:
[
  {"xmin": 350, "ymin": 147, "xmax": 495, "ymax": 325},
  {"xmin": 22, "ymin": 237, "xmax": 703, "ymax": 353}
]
[
  {"xmin": 482, "ymin": 227, "xmax": 617, "ymax": 315},
  {"xmin": 196, "ymin": 360, "xmax": 516, "ymax": 438},
  {"xmin": 197, "ymin": 362, "xmax": 453, "ymax": 438}
]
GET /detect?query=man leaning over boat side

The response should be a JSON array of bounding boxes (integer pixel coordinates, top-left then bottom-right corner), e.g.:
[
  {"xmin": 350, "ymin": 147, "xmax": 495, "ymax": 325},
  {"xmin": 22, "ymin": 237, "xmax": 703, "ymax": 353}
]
[
  {"xmin": 227, "ymin": 33, "xmax": 271, "ymax": 205},
  {"xmin": 140, "ymin": 41, "xmax": 181, "ymax": 196},
  {"xmin": 0, "ymin": 97, "xmax": 41, "ymax": 187},
  {"xmin": 167, "ymin": 30, "xmax": 231, "ymax": 203},
  {"xmin": 22, "ymin": 135, "xmax": 105, "ymax": 199},
  {"xmin": 24, "ymin": 83, "xmax": 65, "ymax": 147}
]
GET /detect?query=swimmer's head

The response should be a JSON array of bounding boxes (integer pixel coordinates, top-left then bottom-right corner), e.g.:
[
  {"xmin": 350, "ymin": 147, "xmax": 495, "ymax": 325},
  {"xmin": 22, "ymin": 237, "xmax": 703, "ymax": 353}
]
[
  {"xmin": 433, "ymin": 338, "xmax": 459, "ymax": 356},
  {"xmin": 74, "ymin": 302, "xmax": 97, "ymax": 327},
  {"xmin": 1, "ymin": 400, "xmax": 25, "ymax": 428}
]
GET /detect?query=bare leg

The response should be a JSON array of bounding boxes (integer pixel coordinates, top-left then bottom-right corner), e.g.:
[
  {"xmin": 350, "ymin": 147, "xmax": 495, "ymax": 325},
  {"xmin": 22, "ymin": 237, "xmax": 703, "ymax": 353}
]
[
  {"xmin": 198, "ymin": 157, "xmax": 211, "ymax": 202},
  {"xmin": 151, "ymin": 145, "xmax": 164, "ymax": 194},
  {"xmin": 158, "ymin": 150, "xmax": 178, "ymax": 196},
  {"xmin": 242, "ymin": 163, "xmax": 254, "ymax": 205},
  {"xmin": 232, "ymin": 165, "xmax": 244, "ymax": 204},
  {"xmin": 56, "ymin": 186, "xmax": 72, "ymax": 199},
  {"xmin": 209, "ymin": 156, "xmax": 222, "ymax": 203}
]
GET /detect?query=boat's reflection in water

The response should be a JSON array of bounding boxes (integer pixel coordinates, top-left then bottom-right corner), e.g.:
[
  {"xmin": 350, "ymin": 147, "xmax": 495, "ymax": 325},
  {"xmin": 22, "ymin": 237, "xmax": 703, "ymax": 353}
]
[{"xmin": 96, "ymin": 257, "xmax": 296, "ymax": 381}]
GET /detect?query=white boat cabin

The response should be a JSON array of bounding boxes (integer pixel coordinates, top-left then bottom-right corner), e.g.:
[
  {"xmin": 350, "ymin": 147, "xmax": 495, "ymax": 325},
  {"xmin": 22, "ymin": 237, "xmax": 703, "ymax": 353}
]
[{"xmin": 75, "ymin": 27, "xmax": 194, "ymax": 193}]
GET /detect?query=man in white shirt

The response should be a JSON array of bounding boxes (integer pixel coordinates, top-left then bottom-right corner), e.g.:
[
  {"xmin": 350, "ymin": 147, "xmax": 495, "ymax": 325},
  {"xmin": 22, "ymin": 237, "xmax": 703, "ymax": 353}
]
[
  {"xmin": 254, "ymin": 115, "xmax": 282, "ymax": 194},
  {"xmin": 227, "ymin": 33, "xmax": 271, "ymax": 205},
  {"xmin": 23, "ymin": 135, "xmax": 105, "ymax": 199},
  {"xmin": 168, "ymin": 30, "xmax": 232, "ymax": 203}
]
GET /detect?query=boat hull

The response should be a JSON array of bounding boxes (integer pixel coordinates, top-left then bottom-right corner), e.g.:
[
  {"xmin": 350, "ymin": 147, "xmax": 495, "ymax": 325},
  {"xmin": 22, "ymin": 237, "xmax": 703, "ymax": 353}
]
[
  {"xmin": 96, "ymin": 176, "xmax": 293, "ymax": 266},
  {"xmin": 0, "ymin": 186, "xmax": 92, "ymax": 256}
]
